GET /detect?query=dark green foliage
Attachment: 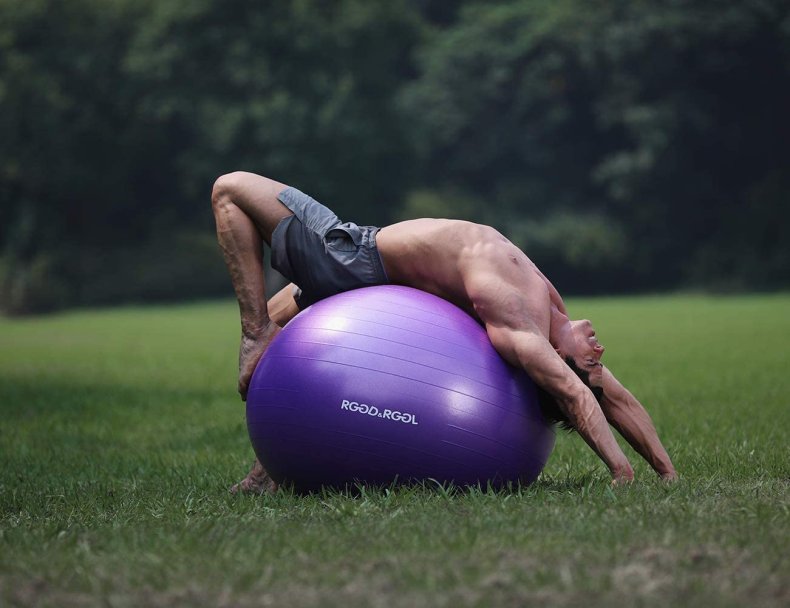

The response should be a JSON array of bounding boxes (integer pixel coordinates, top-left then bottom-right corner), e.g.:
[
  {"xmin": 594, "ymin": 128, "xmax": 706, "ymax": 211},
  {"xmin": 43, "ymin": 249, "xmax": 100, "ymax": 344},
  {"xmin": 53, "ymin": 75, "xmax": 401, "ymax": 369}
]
[
  {"xmin": 124, "ymin": 0, "xmax": 422, "ymax": 217},
  {"xmin": 402, "ymin": 0, "xmax": 790, "ymax": 292},
  {"xmin": 1, "ymin": 0, "xmax": 789, "ymax": 312},
  {"xmin": 0, "ymin": 0, "xmax": 187, "ymax": 312}
]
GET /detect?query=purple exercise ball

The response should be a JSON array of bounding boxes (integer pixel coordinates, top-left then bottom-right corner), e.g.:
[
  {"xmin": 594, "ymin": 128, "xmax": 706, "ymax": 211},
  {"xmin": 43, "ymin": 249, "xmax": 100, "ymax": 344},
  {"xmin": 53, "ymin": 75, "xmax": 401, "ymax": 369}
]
[{"xmin": 246, "ymin": 285, "xmax": 555, "ymax": 492}]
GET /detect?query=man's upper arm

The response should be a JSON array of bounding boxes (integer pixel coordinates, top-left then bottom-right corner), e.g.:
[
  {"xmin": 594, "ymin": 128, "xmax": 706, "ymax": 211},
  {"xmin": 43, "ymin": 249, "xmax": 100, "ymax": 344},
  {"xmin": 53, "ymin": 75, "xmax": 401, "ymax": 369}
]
[
  {"xmin": 486, "ymin": 325, "xmax": 605, "ymax": 437},
  {"xmin": 486, "ymin": 325, "xmax": 580, "ymax": 405},
  {"xmin": 485, "ymin": 324, "xmax": 633, "ymax": 479}
]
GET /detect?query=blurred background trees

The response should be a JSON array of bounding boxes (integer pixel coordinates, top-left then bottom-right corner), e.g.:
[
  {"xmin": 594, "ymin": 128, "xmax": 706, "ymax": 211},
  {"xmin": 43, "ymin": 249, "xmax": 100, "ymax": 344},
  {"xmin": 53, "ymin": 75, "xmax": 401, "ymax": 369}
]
[{"xmin": 1, "ymin": 0, "xmax": 788, "ymax": 313}]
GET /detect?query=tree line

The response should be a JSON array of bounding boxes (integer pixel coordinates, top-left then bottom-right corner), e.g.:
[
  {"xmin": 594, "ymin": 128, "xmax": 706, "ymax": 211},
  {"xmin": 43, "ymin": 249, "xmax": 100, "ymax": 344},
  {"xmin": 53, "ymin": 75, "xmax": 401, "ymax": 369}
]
[{"xmin": 1, "ymin": 0, "xmax": 788, "ymax": 313}]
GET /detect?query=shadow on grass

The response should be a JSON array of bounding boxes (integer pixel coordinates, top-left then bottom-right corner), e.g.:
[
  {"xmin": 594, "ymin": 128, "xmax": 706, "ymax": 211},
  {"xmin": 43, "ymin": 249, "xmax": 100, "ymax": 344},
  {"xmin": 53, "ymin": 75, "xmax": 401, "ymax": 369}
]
[{"xmin": 263, "ymin": 469, "xmax": 613, "ymax": 504}]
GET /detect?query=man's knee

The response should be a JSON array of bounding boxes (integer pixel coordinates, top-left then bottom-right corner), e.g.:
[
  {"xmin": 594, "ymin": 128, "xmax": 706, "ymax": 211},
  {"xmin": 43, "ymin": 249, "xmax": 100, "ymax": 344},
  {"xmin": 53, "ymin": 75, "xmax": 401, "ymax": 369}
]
[
  {"xmin": 211, "ymin": 171, "xmax": 284, "ymax": 211},
  {"xmin": 212, "ymin": 171, "xmax": 246, "ymax": 210},
  {"xmin": 210, "ymin": 171, "xmax": 292, "ymax": 239}
]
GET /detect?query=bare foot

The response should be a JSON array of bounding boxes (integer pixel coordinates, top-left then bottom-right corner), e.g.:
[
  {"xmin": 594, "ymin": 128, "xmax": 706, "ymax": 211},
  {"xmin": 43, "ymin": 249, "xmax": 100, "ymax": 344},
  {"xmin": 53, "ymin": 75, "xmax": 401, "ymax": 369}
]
[{"xmin": 229, "ymin": 459, "xmax": 279, "ymax": 495}]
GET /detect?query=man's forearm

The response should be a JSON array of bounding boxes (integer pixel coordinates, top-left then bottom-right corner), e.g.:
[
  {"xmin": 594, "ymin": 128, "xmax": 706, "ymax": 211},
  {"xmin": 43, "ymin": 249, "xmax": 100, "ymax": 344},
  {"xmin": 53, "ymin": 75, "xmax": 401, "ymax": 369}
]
[
  {"xmin": 601, "ymin": 368, "xmax": 677, "ymax": 478},
  {"xmin": 560, "ymin": 388, "xmax": 634, "ymax": 481},
  {"xmin": 608, "ymin": 405, "xmax": 676, "ymax": 477}
]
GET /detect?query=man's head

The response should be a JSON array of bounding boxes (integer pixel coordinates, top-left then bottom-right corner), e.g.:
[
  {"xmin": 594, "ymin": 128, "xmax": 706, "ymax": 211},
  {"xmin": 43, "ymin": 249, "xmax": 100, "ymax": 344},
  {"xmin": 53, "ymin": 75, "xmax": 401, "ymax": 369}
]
[
  {"xmin": 540, "ymin": 318, "xmax": 606, "ymax": 429},
  {"xmin": 553, "ymin": 318, "xmax": 605, "ymax": 392}
]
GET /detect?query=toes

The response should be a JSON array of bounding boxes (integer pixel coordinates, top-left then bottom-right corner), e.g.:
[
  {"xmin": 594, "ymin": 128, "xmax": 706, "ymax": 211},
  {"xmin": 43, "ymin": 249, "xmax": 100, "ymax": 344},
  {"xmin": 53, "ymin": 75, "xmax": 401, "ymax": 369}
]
[{"xmin": 229, "ymin": 475, "xmax": 278, "ymax": 495}]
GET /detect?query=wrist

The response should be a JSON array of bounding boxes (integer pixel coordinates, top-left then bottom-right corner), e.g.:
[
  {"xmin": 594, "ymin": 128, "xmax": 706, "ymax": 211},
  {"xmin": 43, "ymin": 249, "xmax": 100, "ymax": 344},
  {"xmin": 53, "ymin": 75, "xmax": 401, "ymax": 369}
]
[{"xmin": 653, "ymin": 455, "xmax": 677, "ymax": 478}]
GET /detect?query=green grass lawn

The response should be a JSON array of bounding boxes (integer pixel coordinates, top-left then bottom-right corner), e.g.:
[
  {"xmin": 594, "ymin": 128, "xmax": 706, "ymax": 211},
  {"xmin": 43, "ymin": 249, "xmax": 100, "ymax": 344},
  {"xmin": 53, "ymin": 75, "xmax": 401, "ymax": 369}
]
[{"xmin": 1, "ymin": 294, "xmax": 788, "ymax": 607}]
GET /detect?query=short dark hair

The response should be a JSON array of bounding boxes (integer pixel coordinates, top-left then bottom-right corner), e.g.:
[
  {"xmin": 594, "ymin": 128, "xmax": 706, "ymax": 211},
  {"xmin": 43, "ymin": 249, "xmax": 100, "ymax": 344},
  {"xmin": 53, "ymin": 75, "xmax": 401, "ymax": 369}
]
[{"xmin": 537, "ymin": 357, "xmax": 604, "ymax": 431}]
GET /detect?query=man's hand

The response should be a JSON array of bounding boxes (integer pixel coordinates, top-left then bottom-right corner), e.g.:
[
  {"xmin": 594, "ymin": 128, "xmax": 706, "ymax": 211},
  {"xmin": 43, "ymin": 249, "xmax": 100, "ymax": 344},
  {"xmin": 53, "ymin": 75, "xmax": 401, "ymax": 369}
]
[
  {"xmin": 611, "ymin": 463, "xmax": 635, "ymax": 486},
  {"xmin": 238, "ymin": 322, "xmax": 281, "ymax": 401}
]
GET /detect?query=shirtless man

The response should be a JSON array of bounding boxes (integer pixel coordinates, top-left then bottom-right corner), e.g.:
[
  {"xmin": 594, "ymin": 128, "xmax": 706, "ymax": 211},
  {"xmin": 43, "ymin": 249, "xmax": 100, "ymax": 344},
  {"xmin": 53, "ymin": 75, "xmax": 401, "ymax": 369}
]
[{"xmin": 212, "ymin": 171, "xmax": 678, "ymax": 493}]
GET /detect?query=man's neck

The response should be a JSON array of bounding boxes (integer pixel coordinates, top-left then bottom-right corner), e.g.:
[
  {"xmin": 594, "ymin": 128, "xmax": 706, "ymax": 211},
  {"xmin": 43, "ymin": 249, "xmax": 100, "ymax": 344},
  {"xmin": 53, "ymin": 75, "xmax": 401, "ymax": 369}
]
[{"xmin": 548, "ymin": 305, "xmax": 572, "ymax": 351}]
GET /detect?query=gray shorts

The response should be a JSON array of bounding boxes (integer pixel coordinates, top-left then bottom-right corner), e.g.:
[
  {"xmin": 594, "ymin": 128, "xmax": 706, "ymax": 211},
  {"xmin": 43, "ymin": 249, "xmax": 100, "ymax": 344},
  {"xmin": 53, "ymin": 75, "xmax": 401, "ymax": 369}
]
[{"xmin": 270, "ymin": 187, "xmax": 389, "ymax": 309}]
